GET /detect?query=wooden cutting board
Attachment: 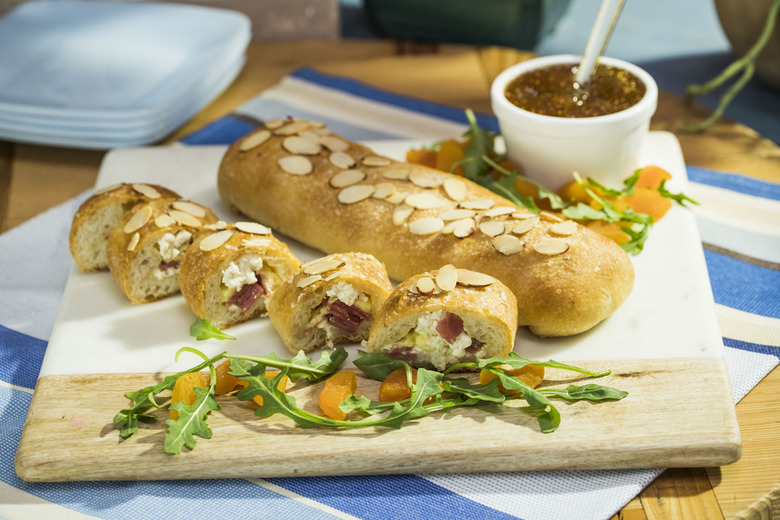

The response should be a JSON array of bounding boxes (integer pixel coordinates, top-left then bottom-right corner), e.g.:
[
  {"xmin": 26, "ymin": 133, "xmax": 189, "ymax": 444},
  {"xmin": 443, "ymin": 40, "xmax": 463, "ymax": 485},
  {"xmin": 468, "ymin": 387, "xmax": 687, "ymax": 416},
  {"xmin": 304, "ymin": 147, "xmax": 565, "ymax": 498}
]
[
  {"xmin": 16, "ymin": 358, "xmax": 739, "ymax": 482},
  {"xmin": 15, "ymin": 136, "xmax": 742, "ymax": 481}
]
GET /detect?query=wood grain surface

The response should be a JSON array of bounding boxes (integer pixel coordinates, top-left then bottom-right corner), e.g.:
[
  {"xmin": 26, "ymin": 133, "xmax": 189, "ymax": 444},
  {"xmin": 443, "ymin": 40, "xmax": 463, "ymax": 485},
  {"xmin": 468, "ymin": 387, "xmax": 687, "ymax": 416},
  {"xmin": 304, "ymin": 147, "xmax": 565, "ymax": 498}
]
[
  {"xmin": 15, "ymin": 358, "xmax": 739, "ymax": 482},
  {"xmin": 2, "ymin": 40, "xmax": 778, "ymax": 519}
]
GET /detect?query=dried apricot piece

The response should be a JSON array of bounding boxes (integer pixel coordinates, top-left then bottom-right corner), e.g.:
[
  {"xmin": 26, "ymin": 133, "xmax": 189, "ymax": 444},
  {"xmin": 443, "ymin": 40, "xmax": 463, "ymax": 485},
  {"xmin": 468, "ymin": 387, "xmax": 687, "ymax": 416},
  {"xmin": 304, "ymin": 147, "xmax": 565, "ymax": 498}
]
[
  {"xmin": 318, "ymin": 370, "xmax": 358, "ymax": 420},
  {"xmin": 435, "ymin": 139, "xmax": 467, "ymax": 175},
  {"xmin": 379, "ymin": 367, "xmax": 417, "ymax": 402},
  {"xmin": 623, "ymin": 188, "xmax": 672, "ymax": 222},
  {"xmin": 214, "ymin": 360, "xmax": 240, "ymax": 395},
  {"xmin": 406, "ymin": 148, "xmax": 438, "ymax": 169},
  {"xmin": 170, "ymin": 371, "xmax": 210, "ymax": 420},
  {"xmin": 635, "ymin": 165, "xmax": 672, "ymax": 189},
  {"xmin": 479, "ymin": 363, "xmax": 545, "ymax": 395}
]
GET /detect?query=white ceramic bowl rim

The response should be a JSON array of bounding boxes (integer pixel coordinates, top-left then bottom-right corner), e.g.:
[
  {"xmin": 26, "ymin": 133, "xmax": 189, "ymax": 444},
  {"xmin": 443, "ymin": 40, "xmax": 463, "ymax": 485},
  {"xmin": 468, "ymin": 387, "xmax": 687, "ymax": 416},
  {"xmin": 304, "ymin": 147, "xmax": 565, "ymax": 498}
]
[{"xmin": 491, "ymin": 54, "xmax": 658, "ymax": 135}]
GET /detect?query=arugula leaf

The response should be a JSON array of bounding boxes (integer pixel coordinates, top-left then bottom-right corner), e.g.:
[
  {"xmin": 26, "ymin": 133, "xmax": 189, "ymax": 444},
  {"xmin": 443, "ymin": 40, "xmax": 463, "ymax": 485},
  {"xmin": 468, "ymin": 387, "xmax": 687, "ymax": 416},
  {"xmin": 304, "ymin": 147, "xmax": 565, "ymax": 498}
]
[
  {"xmin": 190, "ymin": 318, "xmax": 236, "ymax": 341},
  {"xmin": 164, "ymin": 385, "xmax": 221, "ymax": 454},
  {"xmin": 339, "ymin": 395, "xmax": 396, "ymax": 415},
  {"xmin": 444, "ymin": 377, "xmax": 505, "ymax": 403},
  {"xmin": 353, "ymin": 351, "xmax": 406, "ymax": 381},
  {"xmin": 457, "ymin": 108, "xmax": 497, "ymax": 180},
  {"xmin": 483, "ymin": 367, "xmax": 561, "ymax": 432},
  {"xmin": 228, "ymin": 348, "xmax": 348, "ymax": 383},
  {"xmin": 541, "ymin": 384, "xmax": 628, "ymax": 402},
  {"xmin": 658, "ymin": 179, "xmax": 699, "ymax": 207}
]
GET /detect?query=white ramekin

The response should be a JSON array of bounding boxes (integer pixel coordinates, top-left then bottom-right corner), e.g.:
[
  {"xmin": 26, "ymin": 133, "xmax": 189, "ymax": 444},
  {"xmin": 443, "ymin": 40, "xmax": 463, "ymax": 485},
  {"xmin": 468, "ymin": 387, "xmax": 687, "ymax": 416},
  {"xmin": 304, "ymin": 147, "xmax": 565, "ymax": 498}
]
[{"xmin": 490, "ymin": 54, "xmax": 658, "ymax": 191}]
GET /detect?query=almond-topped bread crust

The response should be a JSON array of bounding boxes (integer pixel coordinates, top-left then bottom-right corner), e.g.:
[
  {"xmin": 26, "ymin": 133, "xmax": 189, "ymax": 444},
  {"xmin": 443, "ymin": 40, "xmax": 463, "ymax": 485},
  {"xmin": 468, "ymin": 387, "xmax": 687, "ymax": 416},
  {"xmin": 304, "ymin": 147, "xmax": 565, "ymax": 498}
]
[
  {"xmin": 267, "ymin": 252, "xmax": 393, "ymax": 354},
  {"xmin": 105, "ymin": 198, "xmax": 219, "ymax": 304},
  {"xmin": 218, "ymin": 120, "xmax": 635, "ymax": 336},
  {"xmin": 69, "ymin": 183, "xmax": 180, "ymax": 272},
  {"xmin": 178, "ymin": 223, "xmax": 301, "ymax": 329},
  {"xmin": 366, "ymin": 268, "xmax": 518, "ymax": 370}
]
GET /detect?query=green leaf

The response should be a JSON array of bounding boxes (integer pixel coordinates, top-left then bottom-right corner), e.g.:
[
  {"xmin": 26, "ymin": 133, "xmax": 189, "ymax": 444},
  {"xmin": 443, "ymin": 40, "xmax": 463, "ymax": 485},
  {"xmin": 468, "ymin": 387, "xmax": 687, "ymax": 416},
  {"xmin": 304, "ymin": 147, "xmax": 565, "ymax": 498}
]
[
  {"xmin": 444, "ymin": 377, "xmax": 505, "ymax": 403},
  {"xmin": 658, "ymin": 179, "xmax": 699, "ymax": 207},
  {"xmin": 459, "ymin": 109, "xmax": 497, "ymax": 180},
  {"xmin": 338, "ymin": 395, "xmax": 396, "ymax": 416},
  {"xmin": 483, "ymin": 367, "xmax": 561, "ymax": 433},
  {"xmin": 228, "ymin": 347, "xmax": 347, "ymax": 382},
  {"xmin": 164, "ymin": 385, "xmax": 221, "ymax": 454},
  {"xmin": 353, "ymin": 351, "xmax": 406, "ymax": 381},
  {"xmin": 190, "ymin": 318, "xmax": 236, "ymax": 341},
  {"xmin": 541, "ymin": 384, "xmax": 628, "ymax": 401}
]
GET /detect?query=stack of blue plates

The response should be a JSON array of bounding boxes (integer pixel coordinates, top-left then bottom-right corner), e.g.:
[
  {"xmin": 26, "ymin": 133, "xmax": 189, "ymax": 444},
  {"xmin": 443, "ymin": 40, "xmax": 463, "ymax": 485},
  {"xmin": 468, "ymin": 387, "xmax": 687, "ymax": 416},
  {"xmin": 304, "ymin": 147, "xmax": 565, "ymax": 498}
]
[{"xmin": 0, "ymin": 0, "xmax": 250, "ymax": 149}]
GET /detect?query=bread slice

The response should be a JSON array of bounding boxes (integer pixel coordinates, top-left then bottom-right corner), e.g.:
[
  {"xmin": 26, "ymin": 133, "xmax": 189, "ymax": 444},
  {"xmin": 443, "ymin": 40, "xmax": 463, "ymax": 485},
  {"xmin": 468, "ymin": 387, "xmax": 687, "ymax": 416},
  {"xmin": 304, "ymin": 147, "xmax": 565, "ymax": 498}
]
[
  {"xmin": 267, "ymin": 252, "xmax": 393, "ymax": 354},
  {"xmin": 366, "ymin": 266, "xmax": 518, "ymax": 370},
  {"xmin": 178, "ymin": 222, "xmax": 301, "ymax": 329},
  {"xmin": 69, "ymin": 183, "xmax": 180, "ymax": 271},
  {"xmin": 105, "ymin": 198, "xmax": 219, "ymax": 303}
]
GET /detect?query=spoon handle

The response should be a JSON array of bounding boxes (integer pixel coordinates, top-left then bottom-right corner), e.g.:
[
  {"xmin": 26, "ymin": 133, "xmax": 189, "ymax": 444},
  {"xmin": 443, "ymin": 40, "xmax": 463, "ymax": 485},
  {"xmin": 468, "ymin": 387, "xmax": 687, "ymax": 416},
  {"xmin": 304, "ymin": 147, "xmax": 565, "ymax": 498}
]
[{"xmin": 576, "ymin": 0, "xmax": 626, "ymax": 85}]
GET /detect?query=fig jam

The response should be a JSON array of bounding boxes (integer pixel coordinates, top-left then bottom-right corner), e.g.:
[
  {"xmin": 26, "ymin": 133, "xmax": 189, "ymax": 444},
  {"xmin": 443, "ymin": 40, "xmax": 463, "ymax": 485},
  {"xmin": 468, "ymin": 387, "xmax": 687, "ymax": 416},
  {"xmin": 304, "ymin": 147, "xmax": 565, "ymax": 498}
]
[{"xmin": 504, "ymin": 63, "xmax": 646, "ymax": 118}]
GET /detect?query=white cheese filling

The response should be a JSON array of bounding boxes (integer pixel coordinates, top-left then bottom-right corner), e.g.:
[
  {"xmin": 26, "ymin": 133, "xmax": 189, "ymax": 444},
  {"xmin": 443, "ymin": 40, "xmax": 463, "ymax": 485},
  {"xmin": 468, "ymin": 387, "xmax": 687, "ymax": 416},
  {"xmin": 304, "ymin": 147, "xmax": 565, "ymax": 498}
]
[
  {"xmin": 158, "ymin": 230, "xmax": 192, "ymax": 262},
  {"xmin": 222, "ymin": 255, "xmax": 264, "ymax": 292},
  {"xmin": 395, "ymin": 310, "xmax": 473, "ymax": 370}
]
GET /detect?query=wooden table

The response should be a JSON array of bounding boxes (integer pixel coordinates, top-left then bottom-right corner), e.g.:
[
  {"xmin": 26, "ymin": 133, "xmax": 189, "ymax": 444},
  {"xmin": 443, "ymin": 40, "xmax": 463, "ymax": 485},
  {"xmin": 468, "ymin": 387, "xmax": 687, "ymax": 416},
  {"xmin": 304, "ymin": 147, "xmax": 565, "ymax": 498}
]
[{"xmin": 1, "ymin": 40, "xmax": 778, "ymax": 520}]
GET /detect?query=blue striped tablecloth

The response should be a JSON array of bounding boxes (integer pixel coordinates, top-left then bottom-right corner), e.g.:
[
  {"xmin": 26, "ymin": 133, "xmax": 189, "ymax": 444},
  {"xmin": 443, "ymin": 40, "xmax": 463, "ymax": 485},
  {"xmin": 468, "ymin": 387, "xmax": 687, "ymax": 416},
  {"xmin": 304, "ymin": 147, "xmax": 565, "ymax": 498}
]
[{"xmin": 1, "ymin": 68, "xmax": 778, "ymax": 520}]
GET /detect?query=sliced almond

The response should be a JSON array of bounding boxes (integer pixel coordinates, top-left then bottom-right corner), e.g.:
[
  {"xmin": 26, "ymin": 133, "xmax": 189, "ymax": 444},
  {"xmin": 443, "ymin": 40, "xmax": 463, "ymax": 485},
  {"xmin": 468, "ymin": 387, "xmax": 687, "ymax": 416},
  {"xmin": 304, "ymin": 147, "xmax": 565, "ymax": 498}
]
[
  {"xmin": 372, "ymin": 182, "xmax": 397, "ymax": 199},
  {"xmin": 167, "ymin": 209, "xmax": 202, "ymax": 228},
  {"xmin": 540, "ymin": 211, "xmax": 564, "ymax": 223},
  {"xmin": 386, "ymin": 191, "xmax": 408, "ymax": 205},
  {"xmin": 235, "ymin": 221, "xmax": 271, "ymax": 235},
  {"xmin": 303, "ymin": 258, "xmax": 344, "ymax": 275},
  {"xmin": 393, "ymin": 204, "xmax": 414, "ymax": 225},
  {"xmin": 243, "ymin": 237, "xmax": 271, "ymax": 248},
  {"xmin": 329, "ymin": 151, "xmax": 356, "ymax": 169},
  {"xmin": 534, "ymin": 237, "xmax": 570, "ymax": 255},
  {"xmin": 320, "ymin": 135, "xmax": 349, "ymax": 152},
  {"xmin": 278, "ymin": 155, "xmax": 313, "ymax": 175},
  {"xmin": 513, "ymin": 211, "xmax": 537, "ymax": 219},
  {"xmin": 549, "ymin": 220, "xmax": 578, "ymax": 236},
  {"xmin": 308, "ymin": 121, "xmax": 326, "ymax": 129},
  {"xmin": 484, "ymin": 206, "xmax": 515, "ymax": 218},
  {"xmin": 459, "ymin": 198, "xmax": 495, "ymax": 210},
  {"xmin": 405, "ymin": 192, "xmax": 448, "ymax": 210},
  {"xmin": 297, "ymin": 274, "xmax": 322, "ymax": 288},
  {"xmin": 338, "ymin": 184, "xmax": 375, "ymax": 204},
  {"xmin": 438, "ymin": 208, "xmax": 476, "ymax": 221},
  {"xmin": 324, "ymin": 272, "xmax": 341, "ymax": 282},
  {"xmin": 123, "ymin": 205, "xmax": 152, "ymax": 233},
  {"xmin": 264, "ymin": 118, "xmax": 285, "ymax": 129},
  {"xmin": 443, "ymin": 178, "xmax": 467, "ymax": 202},
  {"xmin": 417, "ymin": 276, "xmax": 436, "ymax": 294},
  {"xmin": 436, "ymin": 264, "xmax": 457, "ymax": 291},
  {"xmin": 456, "ymin": 269, "xmax": 494, "ymax": 287},
  {"xmin": 127, "ymin": 232, "xmax": 140, "ymax": 252},
  {"xmin": 239, "ymin": 129, "xmax": 271, "ymax": 151},
  {"xmin": 204, "ymin": 220, "xmax": 229, "ymax": 231},
  {"xmin": 274, "ymin": 121, "xmax": 310, "ymax": 136},
  {"xmin": 362, "ymin": 155, "xmax": 391, "ymax": 167},
  {"xmin": 330, "ymin": 169, "xmax": 366, "ymax": 188},
  {"xmin": 409, "ymin": 170, "xmax": 441, "ymax": 188},
  {"xmin": 311, "ymin": 127, "xmax": 331, "ymax": 137},
  {"xmin": 512, "ymin": 215, "xmax": 540, "ymax": 235},
  {"xmin": 453, "ymin": 218, "xmax": 476, "ymax": 238},
  {"xmin": 131, "ymin": 183, "xmax": 161, "ymax": 199},
  {"xmin": 297, "ymin": 130, "xmax": 322, "ymax": 144},
  {"xmin": 199, "ymin": 229, "xmax": 234, "ymax": 252},
  {"xmin": 409, "ymin": 217, "xmax": 444, "ymax": 235},
  {"xmin": 172, "ymin": 200, "xmax": 207, "ymax": 218},
  {"xmin": 492, "ymin": 234, "xmax": 524, "ymax": 255},
  {"xmin": 154, "ymin": 214, "xmax": 176, "ymax": 228},
  {"xmin": 479, "ymin": 220, "xmax": 505, "ymax": 237},
  {"xmin": 282, "ymin": 135, "xmax": 321, "ymax": 155},
  {"xmin": 382, "ymin": 168, "xmax": 410, "ymax": 180}
]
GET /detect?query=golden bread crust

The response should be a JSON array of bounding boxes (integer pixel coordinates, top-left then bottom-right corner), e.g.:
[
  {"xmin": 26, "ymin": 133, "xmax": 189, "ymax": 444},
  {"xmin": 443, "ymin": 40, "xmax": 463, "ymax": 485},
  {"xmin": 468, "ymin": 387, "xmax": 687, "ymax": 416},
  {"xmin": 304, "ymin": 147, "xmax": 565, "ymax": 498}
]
[{"xmin": 218, "ymin": 121, "xmax": 635, "ymax": 336}]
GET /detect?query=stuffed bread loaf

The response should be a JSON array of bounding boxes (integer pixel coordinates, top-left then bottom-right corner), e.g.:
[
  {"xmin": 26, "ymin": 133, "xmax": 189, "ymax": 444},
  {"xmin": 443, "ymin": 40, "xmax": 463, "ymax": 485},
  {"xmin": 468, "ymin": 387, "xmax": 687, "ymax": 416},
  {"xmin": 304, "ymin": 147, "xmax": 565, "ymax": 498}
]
[
  {"xmin": 69, "ymin": 183, "xmax": 181, "ymax": 272},
  {"xmin": 366, "ymin": 266, "xmax": 517, "ymax": 370},
  {"xmin": 267, "ymin": 252, "xmax": 393, "ymax": 354},
  {"xmin": 106, "ymin": 197, "xmax": 219, "ymax": 303},
  {"xmin": 218, "ymin": 119, "xmax": 635, "ymax": 336},
  {"xmin": 178, "ymin": 221, "xmax": 301, "ymax": 329}
]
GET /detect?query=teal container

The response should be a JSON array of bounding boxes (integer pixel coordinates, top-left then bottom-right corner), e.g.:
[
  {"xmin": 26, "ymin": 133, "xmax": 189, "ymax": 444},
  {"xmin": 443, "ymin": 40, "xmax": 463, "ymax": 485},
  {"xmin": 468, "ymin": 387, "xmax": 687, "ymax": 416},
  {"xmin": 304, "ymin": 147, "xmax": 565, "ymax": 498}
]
[{"xmin": 364, "ymin": 0, "xmax": 571, "ymax": 50}]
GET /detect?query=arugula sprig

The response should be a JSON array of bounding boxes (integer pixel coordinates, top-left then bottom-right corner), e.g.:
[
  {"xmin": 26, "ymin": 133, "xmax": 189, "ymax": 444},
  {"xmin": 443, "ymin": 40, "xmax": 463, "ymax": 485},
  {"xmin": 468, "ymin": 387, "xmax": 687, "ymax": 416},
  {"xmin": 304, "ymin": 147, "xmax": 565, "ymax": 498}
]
[
  {"xmin": 444, "ymin": 110, "xmax": 697, "ymax": 255},
  {"xmin": 113, "ymin": 346, "xmax": 348, "ymax": 451},
  {"xmin": 115, "ymin": 348, "xmax": 627, "ymax": 452},
  {"xmin": 190, "ymin": 318, "xmax": 236, "ymax": 341}
]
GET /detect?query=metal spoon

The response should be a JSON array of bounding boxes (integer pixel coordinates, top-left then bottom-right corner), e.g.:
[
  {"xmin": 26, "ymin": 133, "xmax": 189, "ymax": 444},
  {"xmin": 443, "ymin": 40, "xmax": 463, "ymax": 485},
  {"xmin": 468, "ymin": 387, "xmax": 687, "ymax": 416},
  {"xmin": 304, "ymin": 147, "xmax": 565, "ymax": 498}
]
[{"xmin": 575, "ymin": 0, "xmax": 627, "ymax": 85}]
